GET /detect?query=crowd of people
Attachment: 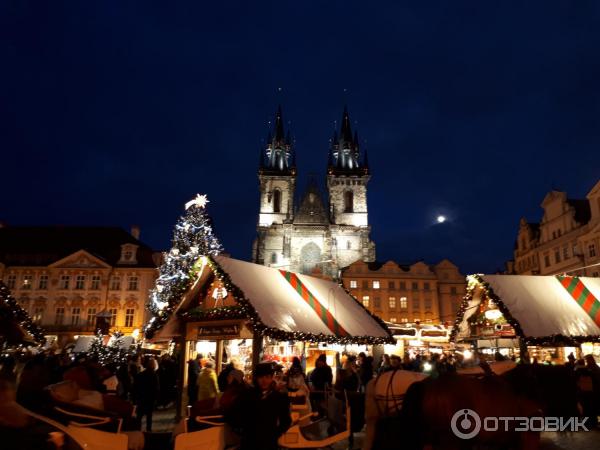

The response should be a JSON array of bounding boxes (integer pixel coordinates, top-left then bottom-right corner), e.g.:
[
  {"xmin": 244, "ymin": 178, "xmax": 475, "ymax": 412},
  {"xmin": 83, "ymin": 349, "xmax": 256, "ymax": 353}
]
[{"xmin": 1, "ymin": 346, "xmax": 599, "ymax": 450}]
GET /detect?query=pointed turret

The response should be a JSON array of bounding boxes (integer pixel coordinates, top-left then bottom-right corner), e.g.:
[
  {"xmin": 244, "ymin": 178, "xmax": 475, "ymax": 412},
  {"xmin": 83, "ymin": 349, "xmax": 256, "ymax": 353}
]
[
  {"xmin": 340, "ymin": 106, "xmax": 353, "ymax": 144},
  {"xmin": 260, "ymin": 105, "xmax": 295, "ymax": 174},
  {"xmin": 328, "ymin": 106, "xmax": 363, "ymax": 173}
]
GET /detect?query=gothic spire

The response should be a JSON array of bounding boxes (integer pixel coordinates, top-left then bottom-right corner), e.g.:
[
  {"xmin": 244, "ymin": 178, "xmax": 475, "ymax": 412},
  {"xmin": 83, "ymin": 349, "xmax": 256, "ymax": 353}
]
[
  {"xmin": 329, "ymin": 106, "xmax": 363, "ymax": 173},
  {"xmin": 340, "ymin": 106, "xmax": 353, "ymax": 144},
  {"xmin": 260, "ymin": 105, "xmax": 294, "ymax": 174},
  {"xmin": 274, "ymin": 105, "xmax": 285, "ymax": 143}
]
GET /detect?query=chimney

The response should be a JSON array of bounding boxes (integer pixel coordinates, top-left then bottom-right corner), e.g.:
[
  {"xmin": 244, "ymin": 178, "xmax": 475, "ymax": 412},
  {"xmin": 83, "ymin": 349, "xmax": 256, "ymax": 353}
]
[{"xmin": 130, "ymin": 225, "xmax": 140, "ymax": 240}]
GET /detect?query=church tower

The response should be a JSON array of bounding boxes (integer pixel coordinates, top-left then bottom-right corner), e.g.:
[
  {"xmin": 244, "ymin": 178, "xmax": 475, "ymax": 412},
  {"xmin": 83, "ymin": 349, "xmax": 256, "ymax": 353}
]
[
  {"xmin": 253, "ymin": 106, "xmax": 296, "ymax": 266},
  {"xmin": 327, "ymin": 106, "xmax": 376, "ymax": 267}
]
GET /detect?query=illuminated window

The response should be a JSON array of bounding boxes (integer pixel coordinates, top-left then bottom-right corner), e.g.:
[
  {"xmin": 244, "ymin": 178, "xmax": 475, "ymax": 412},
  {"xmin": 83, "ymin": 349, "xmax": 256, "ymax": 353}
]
[
  {"xmin": 350, "ymin": 280, "xmax": 357, "ymax": 289},
  {"xmin": 389, "ymin": 296, "xmax": 396, "ymax": 309},
  {"xmin": 389, "ymin": 317, "xmax": 397, "ymax": 323},
  {"xmin": 33, "ymin": 307, "xmax": 44, "ymax": 324},
  {"xmin": 400, "ymin": 297, "xmax": 408, "ymax": 309},
  {"xmin": 401, "ymin": 317, "xmax": 408, "ymax": 323},
  {"xmin": 362, "ymin": 296, "xmax": 370, "ymax": 307},
  {"xmin": 373, "ymin": 280, "xmax": 380, "ymax": 289},
  {"xmin": 22, "ymin": 275, "xmax": 33, "ymax": 290}
]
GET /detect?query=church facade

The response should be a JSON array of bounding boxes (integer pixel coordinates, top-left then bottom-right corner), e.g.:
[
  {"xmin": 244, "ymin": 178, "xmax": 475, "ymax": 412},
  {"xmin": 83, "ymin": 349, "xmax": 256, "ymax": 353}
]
[{"xmin": 252, "ymin": 106, "xmax": 376, "ymax": 277}]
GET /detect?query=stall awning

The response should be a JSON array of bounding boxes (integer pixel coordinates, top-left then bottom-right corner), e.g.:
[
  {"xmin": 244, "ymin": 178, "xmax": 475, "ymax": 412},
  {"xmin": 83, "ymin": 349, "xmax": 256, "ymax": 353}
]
[
  {"xmin": 152, "ymin": 255, "xmax": 393, "ymax": 344},
  {"xmin": 213, "ymin": 256, "xmax": 392, "ymax": 343},
  {"xmin": 453, "ymin": 274, "xmax": 600, "ymax": 345}
]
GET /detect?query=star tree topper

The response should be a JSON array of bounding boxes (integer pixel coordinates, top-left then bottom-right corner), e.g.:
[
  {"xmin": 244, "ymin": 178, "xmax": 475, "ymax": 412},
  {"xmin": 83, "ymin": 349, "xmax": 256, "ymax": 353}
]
[{"xmin": 185, "ymin": 193, "xmax": 209, "ymax": 210}]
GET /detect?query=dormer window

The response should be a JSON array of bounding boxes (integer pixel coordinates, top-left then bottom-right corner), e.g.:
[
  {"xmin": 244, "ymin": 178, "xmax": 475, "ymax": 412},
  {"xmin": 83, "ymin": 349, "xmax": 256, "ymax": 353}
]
[{"xmin": 119, "ymin": 244, "xmax": 139, "ymax": 264}]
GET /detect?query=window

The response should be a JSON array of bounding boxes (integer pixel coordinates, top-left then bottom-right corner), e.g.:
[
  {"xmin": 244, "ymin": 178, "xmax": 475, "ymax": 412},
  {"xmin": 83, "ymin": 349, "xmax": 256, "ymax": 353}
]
[
  {"xmin": 349, "ymin": 280, "xmax": 357, "ymax": 289},
  {"xmin": 71, "ymin": 307, "xmax": 81, "ymax": 326},
  {"xmin": 362, "ymin": 296, "xmax": 370, "ymax": 307},
  {"xmin": 109, "ymin": 308, "xmax": 118, "ymax": 327},
  {"xmin": 90, "ymin": 275, "xmax": 101, "ymax": 290},
  {"xmin": 60, "ymin": 275, "xmax": 70, "ymax": 290},
  {"xmin": 33, "ymin": 307, "xmax": 44, "ymax": 324},
  {"xmin": 22, "ymin": 275, "xmax": 33, "ymax": 290},
  {"xmin": 273, "ymin": 189, "xmax": 281, "ymax": 213},
  {"xmin": 400, "ymin": 296, "xmax": 408, "ymax": 309},
  {"xmin": 389, "ymin": 317, "xmax": 397, "ymax": 323},
  {"xmin": 374, "ymin": 297, "xmax": 381, "ymax": 309},
  {"xmin": 75, "ymin": 275, "xmax": 86, "ymax": 290},
  {"xmin": 362, "ymin": 280, "xmax": 369, "ymax": 289},
  {"xmin": 125, "ymin": 308, "xmax": 135, "ymax": 327},
  {"xmin": 388, "ymin": 297, "xmax": 396, "ymax": 309},
  {"xmin": 590, "ymin": 244, "xmax": 597, "ymax": 258},
  {"xmin": 388, "ymin": 281, "xmax": 395, "ymax": 290},
  {"xmin": 399, "ymin": 282, "xmax": 406, "ymax": 290},
  {"xmin": 55, "ymin": 307, "xmax": 65, "ymax": 325},
  {"xmin": 87, "ymin": 308, "xmax": 96, "ymax": 326},
  {"xmin": 450, "ymin": 286, "xmax": 457, "ymax": 295},
  {"xmin": 424, "ymin": 282, "xmax": 430, "ymax": 291},
  {"xmin": 110, "ymin": 276, "xmax": 121, "ymax": 290},
  {"xmin": 344, "ymin": 191, "xmax": 354, "ymax": 213},
  {"xmin": 128, "ymin": 276, "xmax": 138, "ymax": 291},
  {"xmin": 373, "ymin": 280, "xmax": 380, "ymax": 289},
  {"xmin": 401, "ymin": 317, "xmax": 408, "ymax": 323},
  {"xmin": 424, "ymin": 298, "xmax": 432, "ymax": 310},
  {"xmin": 346, "ymin": 240, "xmax": 352, "ymax": 250},
  {"xmin": 6, "ymin": 274, "xmax": 16, "ymax": 289},
  {"xmin": 563, "ymin": 246, "xmax": 569, "ymax": 260},
  {"xmin": 544, "ymin": 254, "xmax": 550, "ymax": 267},
  {"xmin": 554, "ymin": 248, "xmax": 561, "ymax": 264},
  {"xmin": 412, "ymin": 282, "xmax": 418, "ymax": 291},
  {"xmin": 573, "ymin": 244, "xmax": 579, "ymax": 255},
  {"xmin": 38, "ymin": 275, "xmax": 48, "ymax": 290},
  {"xmin": 124, "ymin": 250, "xmax": 133, "ymax": 260},
  {"xmin": 413, "ymin": 298, "xmax": 420, "ymax": 309}
]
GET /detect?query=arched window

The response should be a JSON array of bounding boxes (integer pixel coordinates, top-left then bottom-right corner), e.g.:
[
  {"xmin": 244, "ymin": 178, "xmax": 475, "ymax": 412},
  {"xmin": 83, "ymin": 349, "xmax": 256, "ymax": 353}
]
[
  {"xmin": 344, "ymin": 190, "xmax": 353, "ymax": 213},
  {"xmin": 273, "ymin": 189, "xmax": 282, "ymax": 213}
]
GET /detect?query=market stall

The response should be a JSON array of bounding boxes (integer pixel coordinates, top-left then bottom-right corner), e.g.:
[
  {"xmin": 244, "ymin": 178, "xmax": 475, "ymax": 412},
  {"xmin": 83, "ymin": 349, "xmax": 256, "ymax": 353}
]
[
  {"xmin": 451, "ymin": 274, "xmax": 600, "ymax": 362},
  {"xmin": 149, "ymin": 254, "xmax": 393, "ymax": 388}
]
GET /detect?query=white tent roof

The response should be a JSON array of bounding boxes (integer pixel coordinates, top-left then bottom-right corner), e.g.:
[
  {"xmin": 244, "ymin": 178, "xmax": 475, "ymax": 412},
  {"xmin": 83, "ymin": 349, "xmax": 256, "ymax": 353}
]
[
  {"xmin": 456, "ymin": 275, "xmax": 600, "ymax": 341},
  {"xmin": 213, "ymin": 256, "xmax": 391, "ymax": 341}
]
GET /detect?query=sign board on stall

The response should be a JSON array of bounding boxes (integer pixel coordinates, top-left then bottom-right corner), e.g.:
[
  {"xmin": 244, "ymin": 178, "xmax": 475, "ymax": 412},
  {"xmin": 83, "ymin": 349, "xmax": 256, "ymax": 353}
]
[{"xmin": 197, "ymin": 324, "xmax": 241, "ymax": 340}]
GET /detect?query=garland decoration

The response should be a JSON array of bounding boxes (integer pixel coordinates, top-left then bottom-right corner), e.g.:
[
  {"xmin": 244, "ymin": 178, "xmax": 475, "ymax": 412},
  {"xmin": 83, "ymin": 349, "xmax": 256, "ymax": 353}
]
[
  {"xmin": 450, "ymin": 274, "xmax": 600, "ymax": 347},
  {"xmin": 556, "ymin": 275, "xmax": 600, "ymax": 327},
  {"xmin": 0, "ymin": 281, "xmax": 46, "ymax": 345},
  {"xmin": 87, "ymin": 331, "xmax": 130, "ymax": 367}
]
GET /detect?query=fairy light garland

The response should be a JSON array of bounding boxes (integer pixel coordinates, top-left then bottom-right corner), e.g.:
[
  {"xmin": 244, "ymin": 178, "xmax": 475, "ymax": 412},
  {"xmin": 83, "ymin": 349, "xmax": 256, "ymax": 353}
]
[
  {"xmin": 0, "ymin": 281, "xmax": 46, "ymax": 345},
  {"xmin": 449, "ymin": 274, "xmax": 600, "ymax": 346}
]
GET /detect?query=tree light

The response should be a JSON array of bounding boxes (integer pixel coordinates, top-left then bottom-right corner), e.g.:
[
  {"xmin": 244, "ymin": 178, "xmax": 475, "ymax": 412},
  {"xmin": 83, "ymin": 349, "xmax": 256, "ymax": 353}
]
[{"xmin": 437, "ymin": 215, "xmax": 446, "ymax": 223}]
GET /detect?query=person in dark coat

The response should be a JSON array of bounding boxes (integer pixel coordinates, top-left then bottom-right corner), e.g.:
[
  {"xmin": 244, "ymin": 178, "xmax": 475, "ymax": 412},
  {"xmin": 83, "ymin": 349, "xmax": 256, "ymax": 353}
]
[
  {"xmin": 134, "ymin": 357, "xmax": 159, "ymax": 432},
  {"xmin": 187, "ymin": 354, "xmax": 202, "ymax": 405},
  {"xmin": 226, "ymin": 363, "xmax": 291, "ymax": 450},
  {"xmin": 218, "ymin": 362, "xmax": 234, "ymax": 393}
]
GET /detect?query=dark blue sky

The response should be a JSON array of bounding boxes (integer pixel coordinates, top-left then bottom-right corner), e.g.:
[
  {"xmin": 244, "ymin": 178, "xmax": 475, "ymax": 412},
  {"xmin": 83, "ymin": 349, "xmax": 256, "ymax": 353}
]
[{"xmin": 1, "ymin": 1, "xmax": 599, "ymax": 274}]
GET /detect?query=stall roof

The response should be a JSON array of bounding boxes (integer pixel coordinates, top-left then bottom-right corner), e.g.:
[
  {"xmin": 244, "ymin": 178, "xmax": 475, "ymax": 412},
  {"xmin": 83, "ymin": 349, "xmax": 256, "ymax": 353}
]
[
  {"xmin": 154, "ymin": 255, "xmax": 393, "ymax": 344},
  {"xmin": 453, "ymin": 274, "xmax": 600, "ymax": 345}
]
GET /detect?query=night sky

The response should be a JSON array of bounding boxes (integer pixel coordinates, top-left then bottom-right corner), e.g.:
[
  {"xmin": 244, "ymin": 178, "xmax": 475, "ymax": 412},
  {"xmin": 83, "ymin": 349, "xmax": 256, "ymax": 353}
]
[{"xmin": 1, "ymin": 2, "xmax": 599, "ymax": 274}]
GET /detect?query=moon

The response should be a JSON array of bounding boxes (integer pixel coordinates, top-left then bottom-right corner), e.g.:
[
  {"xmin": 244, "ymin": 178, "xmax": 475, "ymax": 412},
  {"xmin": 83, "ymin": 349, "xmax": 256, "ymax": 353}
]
[{"xmin": 436, "ymin": 215, "xmax": 446, "ymax": 224}]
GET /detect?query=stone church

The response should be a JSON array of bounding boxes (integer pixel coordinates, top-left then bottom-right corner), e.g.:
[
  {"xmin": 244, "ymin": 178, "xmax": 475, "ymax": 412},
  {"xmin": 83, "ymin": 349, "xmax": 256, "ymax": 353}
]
[{"xmin": 252, "ymin": 106, "xmax": 376, "ymax": 278}]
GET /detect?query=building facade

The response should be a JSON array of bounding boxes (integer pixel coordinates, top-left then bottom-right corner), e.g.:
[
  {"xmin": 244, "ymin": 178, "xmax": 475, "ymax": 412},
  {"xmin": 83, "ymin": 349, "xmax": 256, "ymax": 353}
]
[
  {"xmin": 341, "ymin": 259, "xmax": 465, "ymax": 324},
  {"xmin": 508, "ymin": 180, "xmax": 600, "ymax": 277},
  {"xmin": 0, "ymin": 226, "xmax": 159, "ymax": 344},
  {"xmin": 252, "ymin": 106, "xmax": 376, "ymax": 277}
]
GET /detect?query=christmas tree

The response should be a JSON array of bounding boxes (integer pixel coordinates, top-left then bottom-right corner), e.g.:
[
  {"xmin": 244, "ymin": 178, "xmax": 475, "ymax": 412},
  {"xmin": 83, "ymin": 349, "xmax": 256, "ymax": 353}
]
[
  {"xmin": 145, "ymin": 194, "xmax": 223, "ymax": 338},
  {"xmin": 0, "ymin": 280, "xmax": 46, "ymax": 347},
  {"xmin": 87, "ymin": 331, "xmax": 129, "ymax": 367}
]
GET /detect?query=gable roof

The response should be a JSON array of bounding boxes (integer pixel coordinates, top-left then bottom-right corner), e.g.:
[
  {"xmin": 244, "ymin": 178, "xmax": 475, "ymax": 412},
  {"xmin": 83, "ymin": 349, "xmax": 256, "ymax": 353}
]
[
  {"xmin": 0, "ymin": 226, "xmax": 157, "ymax": 268},
  {"xmin": 452, "ymin": 274, "xmax": 600, "ymax": 345}
]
